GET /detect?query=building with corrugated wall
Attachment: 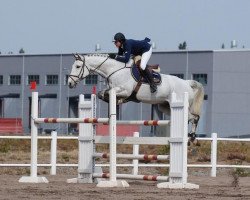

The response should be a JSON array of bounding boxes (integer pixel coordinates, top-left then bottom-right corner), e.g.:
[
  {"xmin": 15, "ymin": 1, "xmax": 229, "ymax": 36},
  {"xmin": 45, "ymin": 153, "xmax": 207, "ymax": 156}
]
[{"xmin": 0, "ymin": 49, "xmax": 250, "ymax": 137}]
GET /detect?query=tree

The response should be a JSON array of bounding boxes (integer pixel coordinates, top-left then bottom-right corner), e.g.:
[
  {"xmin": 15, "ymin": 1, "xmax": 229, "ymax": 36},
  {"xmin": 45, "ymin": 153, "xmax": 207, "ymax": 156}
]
[
  {"xmin": 19, "ymin": 48, "xmax": 25, "ymax": 54},
  {"xmin": 178, "ymin": 41, "xmax": 187, "ymax": 50},
  {"xmin": 221, "ymin": 43, "xmax": 225, "ymax": 49}
]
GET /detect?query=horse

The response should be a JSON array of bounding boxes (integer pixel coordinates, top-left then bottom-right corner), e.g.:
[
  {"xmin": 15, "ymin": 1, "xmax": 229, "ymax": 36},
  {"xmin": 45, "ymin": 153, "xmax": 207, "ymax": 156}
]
[{"xmin": 68, "ymin": 53, "xmax": 204, "ymax": 142}]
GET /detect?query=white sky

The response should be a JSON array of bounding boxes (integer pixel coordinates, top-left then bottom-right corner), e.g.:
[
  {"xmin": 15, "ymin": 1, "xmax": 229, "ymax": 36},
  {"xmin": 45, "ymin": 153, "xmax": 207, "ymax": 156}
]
[{"xmin": 0, "ymin": 0, "xmax": 249, "ymax": 54}]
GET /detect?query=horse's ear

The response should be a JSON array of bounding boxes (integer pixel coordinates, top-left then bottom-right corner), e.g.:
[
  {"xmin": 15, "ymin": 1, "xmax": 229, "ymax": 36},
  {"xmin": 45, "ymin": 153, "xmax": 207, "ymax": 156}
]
[{"xmin": 73, "ymin": 53, "xmax": 82, "ymax": 60}]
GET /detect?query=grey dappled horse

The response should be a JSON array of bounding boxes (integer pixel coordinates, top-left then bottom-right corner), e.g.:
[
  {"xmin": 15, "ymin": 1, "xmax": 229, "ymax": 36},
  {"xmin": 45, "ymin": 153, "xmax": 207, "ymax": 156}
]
[{"xmin": 68, "ymin": 54, "xmax": 204, "ymax": 142}]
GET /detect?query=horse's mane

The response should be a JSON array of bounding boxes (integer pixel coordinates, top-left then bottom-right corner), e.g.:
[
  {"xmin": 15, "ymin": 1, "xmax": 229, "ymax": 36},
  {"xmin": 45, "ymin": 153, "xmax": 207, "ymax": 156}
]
[
  {"xmin": 86, "ymin": 54, "xmax": 109, "ymax": 58},
  {"xmin": 85, "ymin": 53, "xmax": 133, "ymax": 67}
]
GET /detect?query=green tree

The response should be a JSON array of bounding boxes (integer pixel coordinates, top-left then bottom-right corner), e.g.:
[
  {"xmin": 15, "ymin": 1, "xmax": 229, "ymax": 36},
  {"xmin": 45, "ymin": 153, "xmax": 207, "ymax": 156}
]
[
  {"xmin": 178, "ymin": 41, "xmax": 187, "ymax": 50},
  {"xmin": 19, "ymin": 48, "xmax": 25, "ymax": 54}
]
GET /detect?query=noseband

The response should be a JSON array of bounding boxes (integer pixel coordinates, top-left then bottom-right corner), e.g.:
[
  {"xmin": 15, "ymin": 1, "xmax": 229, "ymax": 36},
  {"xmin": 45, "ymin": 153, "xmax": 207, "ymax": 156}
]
[{"xmin": 68, "ymin": 56, "xmax": 87, "ymax": 86}]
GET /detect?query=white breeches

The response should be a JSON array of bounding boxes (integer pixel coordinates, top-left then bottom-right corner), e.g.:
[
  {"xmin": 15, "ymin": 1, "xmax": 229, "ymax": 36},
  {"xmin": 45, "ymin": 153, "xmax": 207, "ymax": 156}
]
[{"xmin": 140, "ymin": 46, "xmax": 152, "ymax": 70}]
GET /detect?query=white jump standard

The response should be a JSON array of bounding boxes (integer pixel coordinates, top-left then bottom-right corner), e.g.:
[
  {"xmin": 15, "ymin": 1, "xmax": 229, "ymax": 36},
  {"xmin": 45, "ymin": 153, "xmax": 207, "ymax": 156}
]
[
  {"xmin": 67, "ymin": 89, "xmax": 198, "ymax": 189},
  {"xmin": 20, "ymin": 89, "xmax": 199, "ymax": 189}
]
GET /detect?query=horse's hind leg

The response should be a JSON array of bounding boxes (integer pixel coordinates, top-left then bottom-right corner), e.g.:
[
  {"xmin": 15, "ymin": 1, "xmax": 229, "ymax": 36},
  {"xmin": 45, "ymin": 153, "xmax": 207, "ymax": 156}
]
[
  {"xmin": 158, "ymin": 102, "xmax": 171, "ymax": 117},
  {"xmin": 188, "ymin": 113, "xmax": 200, "ymax": 144}
]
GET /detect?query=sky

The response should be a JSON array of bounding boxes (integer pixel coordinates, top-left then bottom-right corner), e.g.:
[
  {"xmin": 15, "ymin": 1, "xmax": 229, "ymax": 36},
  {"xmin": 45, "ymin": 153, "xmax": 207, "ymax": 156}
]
[{"xmin": 0, "ymin": 0, "xmax": 250, "ymax": 54}]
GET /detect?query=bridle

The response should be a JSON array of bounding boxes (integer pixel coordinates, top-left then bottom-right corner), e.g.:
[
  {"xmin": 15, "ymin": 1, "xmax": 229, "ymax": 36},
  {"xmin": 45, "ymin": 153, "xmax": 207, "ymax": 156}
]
[
  {"xmin": 68, "ymin": 54, "xmax": 109, "ymax": 86},
  {"xmin": 68, "ymin": 56, "xmax": 86, "ymax": 86},
  {"xmin": 68, "ymin": 54, "xmax": 128, "ymax": 87}
]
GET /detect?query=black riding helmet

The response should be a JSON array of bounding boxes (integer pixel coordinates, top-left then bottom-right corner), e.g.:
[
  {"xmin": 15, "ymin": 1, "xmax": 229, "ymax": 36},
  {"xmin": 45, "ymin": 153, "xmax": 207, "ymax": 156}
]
[{"xmin": 113, "ymin": 32, "xmax": 126, "ymax": 43}]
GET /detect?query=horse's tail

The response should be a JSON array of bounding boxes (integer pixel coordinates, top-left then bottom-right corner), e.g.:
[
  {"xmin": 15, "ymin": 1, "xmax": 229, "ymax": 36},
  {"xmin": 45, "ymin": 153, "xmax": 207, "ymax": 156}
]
[{"xmin": 189, "ymin": 80, "xmax": 204, "ymax": 116}]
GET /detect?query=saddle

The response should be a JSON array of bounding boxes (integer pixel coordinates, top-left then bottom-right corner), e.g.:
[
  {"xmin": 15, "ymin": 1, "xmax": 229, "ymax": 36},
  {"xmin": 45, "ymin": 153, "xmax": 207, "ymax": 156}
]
[
  {"xmin": 133, "ymin": 56, "xmax": 161, "ymax": 85},
  {"xmin": 124, "ymin": 56, "xmax": 162, "ymax": 103}
]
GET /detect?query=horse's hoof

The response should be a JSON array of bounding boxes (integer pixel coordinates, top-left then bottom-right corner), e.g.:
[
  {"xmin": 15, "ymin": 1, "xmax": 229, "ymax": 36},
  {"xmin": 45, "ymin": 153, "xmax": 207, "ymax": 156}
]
[{"xmin": 194, "ymin": 140, "xmax": 201, "ymax": 146}]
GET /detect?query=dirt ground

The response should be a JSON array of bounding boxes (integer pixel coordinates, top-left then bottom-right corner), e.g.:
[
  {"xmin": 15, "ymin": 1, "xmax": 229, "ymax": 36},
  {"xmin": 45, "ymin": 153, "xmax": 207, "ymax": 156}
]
[{"xmin": 0, "ymin": 172, "xmax": 249, "ymax": 200}]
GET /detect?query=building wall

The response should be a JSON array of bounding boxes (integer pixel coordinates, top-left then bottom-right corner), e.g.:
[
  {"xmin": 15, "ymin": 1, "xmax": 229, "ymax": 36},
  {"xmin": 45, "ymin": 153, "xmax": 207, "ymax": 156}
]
[
  {"xmin": 212, "ymin": 50, "xmax": 250, "ymax": 137},
  {"xmin": 150, "ymin": 51, "xmax": 213, "ymax": 135},
  {"xmin": 1, "ymin": 50, "xmax": 249, "ymax": 137}
]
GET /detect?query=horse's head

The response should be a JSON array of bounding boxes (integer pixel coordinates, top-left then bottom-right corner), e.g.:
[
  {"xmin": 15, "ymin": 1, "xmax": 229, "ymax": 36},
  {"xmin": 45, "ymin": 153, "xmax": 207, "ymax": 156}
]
[{"xmin": 68, "ymin": 53, "xmax": 90, "ymax": 88}]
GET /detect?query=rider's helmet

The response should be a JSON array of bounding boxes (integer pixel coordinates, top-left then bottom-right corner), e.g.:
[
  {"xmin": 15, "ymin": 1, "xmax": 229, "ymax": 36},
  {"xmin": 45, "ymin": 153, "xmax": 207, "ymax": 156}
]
[{"xmin": 113, "ymin": 32, "xmax": 126, "ymax": 43}]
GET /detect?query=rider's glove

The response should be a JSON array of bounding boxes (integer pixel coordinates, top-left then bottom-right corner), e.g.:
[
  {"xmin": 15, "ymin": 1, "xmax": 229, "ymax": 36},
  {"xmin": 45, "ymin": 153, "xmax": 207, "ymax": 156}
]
[{"xmin": 108, "ymin": 53, "xmax": 116, "ymax": 59}]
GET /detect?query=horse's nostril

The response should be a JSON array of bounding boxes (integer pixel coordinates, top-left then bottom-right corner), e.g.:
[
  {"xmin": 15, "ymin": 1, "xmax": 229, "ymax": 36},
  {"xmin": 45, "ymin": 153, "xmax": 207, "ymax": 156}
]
[{"xmin": 68, "ymin": 82, "xmax": 73, "ymax": 88}]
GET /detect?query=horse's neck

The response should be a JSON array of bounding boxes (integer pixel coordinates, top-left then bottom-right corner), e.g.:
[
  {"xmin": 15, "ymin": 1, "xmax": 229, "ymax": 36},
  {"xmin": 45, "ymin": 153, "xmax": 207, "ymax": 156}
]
[{"xmin": 86, "ymin": 56, "xmax": 132, "ymax": 78}]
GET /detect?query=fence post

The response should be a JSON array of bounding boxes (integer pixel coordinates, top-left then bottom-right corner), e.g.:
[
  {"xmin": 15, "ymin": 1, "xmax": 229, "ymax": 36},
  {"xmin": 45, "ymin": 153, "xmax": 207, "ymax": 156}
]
[
  {"xmin": 67, "ymin": 94, "xmax": 94, "ymax": 183},
  {"xmin": 211, "ymin": 132, "xmax": 217, "ymax": 177},
  {"xmin": 97, "ymin": 89, "xmax": 129, "ymax": 187},
  {"xmin": 158, "ymin": 92, "xmax": 199, "ymax": 189},
  {"xmin": 50, "ymin": 130, "xmax": 57, "ymax": 175},
  {"xmin": 19, "ymin": 92, "xmax": 48, "ymax": 183},
  {"xmin": 132, "ymin": 132, "xmax": 139, "ymax": 175}
]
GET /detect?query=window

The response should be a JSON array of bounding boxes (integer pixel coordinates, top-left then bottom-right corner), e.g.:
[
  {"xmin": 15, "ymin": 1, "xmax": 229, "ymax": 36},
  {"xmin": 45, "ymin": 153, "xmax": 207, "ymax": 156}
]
[
  {"xmin": 170, "ymin": 74, "xmax": 184, "ymax": 79},
  {"xmin": 46, "ymin": 75, "xmax": 58, "ymax": 85},
  {"xmin": 0, "ymin": 75, "xmax": 3, "ymax": 85},
  {"xmin": 193, "ymin": 74, "xmax": 207, "ymax": 85},
  {"xmin": 28, "ymin": 75, "xmax": 39, "ymax": 85},
  {"xmin": 64, "ymin": 75, "xmax": 69, "ymax": 85},
  {"xmin": 10, "ymin": 75, "xmax": 21, "ymax": 85},
  {"xmin": 85, "ymin": 75, "xmax": 98, "ymax": 85}
]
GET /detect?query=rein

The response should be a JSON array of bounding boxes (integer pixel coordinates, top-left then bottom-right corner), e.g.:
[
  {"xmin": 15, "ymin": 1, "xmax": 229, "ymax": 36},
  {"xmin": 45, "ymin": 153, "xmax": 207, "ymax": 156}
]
[{"xmin": 70, "ymin": 54, "xmax": 130, "ymax": 87}]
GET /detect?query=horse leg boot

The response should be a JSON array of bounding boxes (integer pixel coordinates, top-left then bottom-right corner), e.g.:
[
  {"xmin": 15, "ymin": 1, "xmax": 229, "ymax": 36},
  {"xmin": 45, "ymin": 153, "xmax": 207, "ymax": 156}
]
[{"xmin": 143, "ymin": 66, "xmax": 157, "ymax": 93}]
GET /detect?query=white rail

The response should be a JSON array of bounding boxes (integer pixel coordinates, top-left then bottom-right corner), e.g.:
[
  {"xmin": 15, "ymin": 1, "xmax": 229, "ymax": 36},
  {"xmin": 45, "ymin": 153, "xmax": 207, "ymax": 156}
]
[{"xmin": 0, "ymin": 133, "xmax": 250, "ymax": 177}]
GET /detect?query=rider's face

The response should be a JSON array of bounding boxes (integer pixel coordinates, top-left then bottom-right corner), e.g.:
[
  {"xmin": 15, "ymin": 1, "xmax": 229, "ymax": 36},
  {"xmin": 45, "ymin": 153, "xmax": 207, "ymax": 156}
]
[{"xmin": 114, "ymin": 41, "xmax": 122, "ymax": 48}]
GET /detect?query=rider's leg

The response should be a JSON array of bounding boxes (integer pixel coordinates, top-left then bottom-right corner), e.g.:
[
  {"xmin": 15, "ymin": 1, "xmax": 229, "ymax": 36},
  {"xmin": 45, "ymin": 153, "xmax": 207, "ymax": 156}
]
[
  {"xmin": 140, "ymin": 47, "xmax": 152, "ymax": 70},
  {"xmin": 141, "ymin": 47, "xmax": 157, "ymax": 93}
]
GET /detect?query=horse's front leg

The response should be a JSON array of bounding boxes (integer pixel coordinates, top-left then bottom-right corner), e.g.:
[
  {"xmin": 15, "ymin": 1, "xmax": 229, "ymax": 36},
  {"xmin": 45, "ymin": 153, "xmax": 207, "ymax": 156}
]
[
  {"xmin": 97, "ymin": 87, "xmax": 130, "ymax": 104},
  {"xmin": 112, "ymin": 87, "xmax": 130, "ymax": 104},
  {"xmin": 97, "ymin": 89, "xmax": 110, "ymax": 103}
]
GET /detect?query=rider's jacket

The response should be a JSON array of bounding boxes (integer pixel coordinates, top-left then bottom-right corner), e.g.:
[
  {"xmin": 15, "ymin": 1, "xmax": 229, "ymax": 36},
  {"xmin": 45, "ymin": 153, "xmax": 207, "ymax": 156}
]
[{"xmin": 115, "ymin": 38, "xmax": 151, "ymax": 63}]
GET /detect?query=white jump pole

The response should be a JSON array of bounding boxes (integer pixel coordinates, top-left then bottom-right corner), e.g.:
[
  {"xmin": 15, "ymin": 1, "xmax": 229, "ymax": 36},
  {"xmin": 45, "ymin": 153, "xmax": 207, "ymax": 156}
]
[
  {"xmin": 50, "ymin": 130, "xmax": 57, "ymax": 175},
  {"xmin": 211, "ymin": 132, "xmax": 217, "ymax": 177},
  {"xmin": 132, "ymin": 132, "xmax": 139, "ymax": 175},
  {"xmin": 97, "ymin": 88, "xmax": 129, "ymax": 188},
  {"xmin": 19, "ymin": 92, "xmax": 48, "ymax": 183}
]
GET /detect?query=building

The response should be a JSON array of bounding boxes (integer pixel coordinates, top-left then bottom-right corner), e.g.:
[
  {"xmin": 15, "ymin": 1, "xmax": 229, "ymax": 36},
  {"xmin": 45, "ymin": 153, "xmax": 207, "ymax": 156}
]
[{"xmin": 0, "ymin": 50, "xmax": 250, "ymax": 137}]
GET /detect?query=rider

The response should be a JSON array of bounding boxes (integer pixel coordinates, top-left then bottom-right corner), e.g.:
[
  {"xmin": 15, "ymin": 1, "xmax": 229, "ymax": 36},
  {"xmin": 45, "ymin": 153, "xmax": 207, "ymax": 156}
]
[{"xmin": 109, "ymin": 32, "xmax": 157, "ymax": 93}]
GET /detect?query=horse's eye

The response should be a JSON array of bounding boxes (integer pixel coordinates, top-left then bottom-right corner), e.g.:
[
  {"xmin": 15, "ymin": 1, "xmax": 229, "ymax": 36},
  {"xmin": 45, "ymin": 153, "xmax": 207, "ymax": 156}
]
[{"xmin": 76, "ymin": 65, "xmax": 81, "ymax": 68}]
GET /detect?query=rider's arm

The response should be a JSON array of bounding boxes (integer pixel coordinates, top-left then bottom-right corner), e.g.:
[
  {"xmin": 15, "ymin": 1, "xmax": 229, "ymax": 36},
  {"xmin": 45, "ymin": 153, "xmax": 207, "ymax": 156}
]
[{"xmin": 115, "ymin": 43, "xmax": 131, "ymax": 63}]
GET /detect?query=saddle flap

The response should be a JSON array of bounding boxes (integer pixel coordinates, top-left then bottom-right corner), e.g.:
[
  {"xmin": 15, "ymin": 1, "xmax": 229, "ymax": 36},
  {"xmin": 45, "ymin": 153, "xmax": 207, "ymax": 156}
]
[
  {"xmin": 133, "ymin": 56, "xmax": 160, "ymax": 72},
  {"xmin": 131, "ymin": 64, "xmax": 162, "ymax": 85}
]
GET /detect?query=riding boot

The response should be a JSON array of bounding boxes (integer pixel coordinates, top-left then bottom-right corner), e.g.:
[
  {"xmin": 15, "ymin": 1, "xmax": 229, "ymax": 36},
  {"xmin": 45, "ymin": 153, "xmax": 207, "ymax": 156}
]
[{"xmin": 143, "ymin": 67, "xmax": 157, "ymax": 93}]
